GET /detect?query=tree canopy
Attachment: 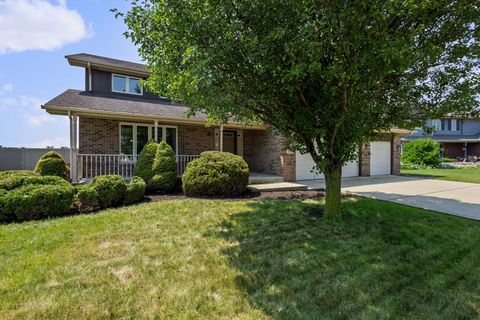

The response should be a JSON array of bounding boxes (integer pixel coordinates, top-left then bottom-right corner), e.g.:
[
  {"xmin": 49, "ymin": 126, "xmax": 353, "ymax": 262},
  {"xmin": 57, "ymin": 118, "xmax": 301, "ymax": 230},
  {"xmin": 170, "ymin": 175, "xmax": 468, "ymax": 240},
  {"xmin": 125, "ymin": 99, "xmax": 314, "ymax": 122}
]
[{"xmin": 116, "ymin": 0, "xmax": 480, "ymax": 217}]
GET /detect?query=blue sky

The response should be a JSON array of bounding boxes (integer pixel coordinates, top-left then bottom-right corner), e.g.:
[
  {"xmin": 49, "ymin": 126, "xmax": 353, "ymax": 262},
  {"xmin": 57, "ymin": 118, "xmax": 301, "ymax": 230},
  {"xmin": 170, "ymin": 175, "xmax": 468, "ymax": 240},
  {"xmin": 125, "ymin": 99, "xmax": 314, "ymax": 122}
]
[{"xmin": 0, "ymin": 0, "xmax": 140, "ymax": 147}]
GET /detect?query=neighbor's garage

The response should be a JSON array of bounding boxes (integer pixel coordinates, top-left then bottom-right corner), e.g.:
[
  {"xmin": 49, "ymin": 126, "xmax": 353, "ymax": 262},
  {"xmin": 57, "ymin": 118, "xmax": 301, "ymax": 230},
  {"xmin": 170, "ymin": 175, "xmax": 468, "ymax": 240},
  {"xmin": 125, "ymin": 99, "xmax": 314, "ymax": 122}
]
[
  {"xmin": 295, "ymin": 140, "xmax": 392, "ymax": 180},
  {"xmin": 369, "ymin": 141, "xmax": 391, "ymax": 175},
  {"xmin": 295, "ymin": 152, "xmax": 359, "ymax": 180}
]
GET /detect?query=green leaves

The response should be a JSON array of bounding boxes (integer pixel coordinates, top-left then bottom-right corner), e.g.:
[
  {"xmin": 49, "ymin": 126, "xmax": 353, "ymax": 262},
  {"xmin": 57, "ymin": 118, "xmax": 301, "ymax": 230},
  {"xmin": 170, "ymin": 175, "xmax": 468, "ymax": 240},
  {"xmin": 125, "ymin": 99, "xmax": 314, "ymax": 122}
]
[{"xmin": 117, "ymin": 0, "xmax": 479, "ymax": 169}]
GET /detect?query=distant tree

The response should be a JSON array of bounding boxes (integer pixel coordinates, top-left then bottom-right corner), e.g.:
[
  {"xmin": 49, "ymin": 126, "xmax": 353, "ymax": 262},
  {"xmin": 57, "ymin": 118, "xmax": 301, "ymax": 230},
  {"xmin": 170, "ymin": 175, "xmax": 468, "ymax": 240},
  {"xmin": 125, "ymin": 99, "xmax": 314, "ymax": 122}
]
[{"xmin": 115, "ymin": 0, "xmax": 480, "ymax": 218}]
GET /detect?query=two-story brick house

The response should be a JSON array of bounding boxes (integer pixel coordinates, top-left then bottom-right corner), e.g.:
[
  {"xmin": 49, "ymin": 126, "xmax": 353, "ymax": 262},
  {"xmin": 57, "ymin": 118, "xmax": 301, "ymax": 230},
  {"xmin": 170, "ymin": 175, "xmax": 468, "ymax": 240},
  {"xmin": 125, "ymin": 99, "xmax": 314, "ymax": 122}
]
[
  {"xmin": 403, "ymin": 118, "xmax": 480, "ymax": 159},
  {"xmin": 42, "ymin": 53, "xmax": 407, "ymax": 182}
]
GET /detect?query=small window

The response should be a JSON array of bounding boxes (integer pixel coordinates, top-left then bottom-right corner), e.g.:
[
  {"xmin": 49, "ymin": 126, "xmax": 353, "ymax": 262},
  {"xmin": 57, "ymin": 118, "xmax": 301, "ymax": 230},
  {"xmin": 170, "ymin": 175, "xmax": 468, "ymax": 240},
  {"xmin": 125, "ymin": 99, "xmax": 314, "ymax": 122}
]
[
  {"xmin": 113, "ymin": 75, "xmax": 127, "ymax": 93},
  {"xmin": 112, "ymin": 74, "xmax": 143, "ymax": 95}
]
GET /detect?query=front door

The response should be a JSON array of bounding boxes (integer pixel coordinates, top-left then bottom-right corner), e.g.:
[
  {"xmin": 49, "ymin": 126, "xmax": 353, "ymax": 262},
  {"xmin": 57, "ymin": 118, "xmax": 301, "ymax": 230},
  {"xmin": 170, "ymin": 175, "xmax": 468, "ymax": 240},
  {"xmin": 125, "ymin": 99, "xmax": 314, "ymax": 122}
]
[{"xmin": 223, "ymin": 130, "xmax": 237, "ymax": 154}]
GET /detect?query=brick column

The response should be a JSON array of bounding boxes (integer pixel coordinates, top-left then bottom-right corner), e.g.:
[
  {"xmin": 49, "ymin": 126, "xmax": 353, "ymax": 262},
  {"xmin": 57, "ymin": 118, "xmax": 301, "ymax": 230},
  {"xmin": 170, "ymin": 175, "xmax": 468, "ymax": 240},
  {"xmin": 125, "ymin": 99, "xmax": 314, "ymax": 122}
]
[
  {"xmin": 392, "ymin": 134, "xmax": 401, "ymax": 175},
  {"xmin": 360, "ymin": 143, "xmax": 370, "ymax": 176},
  {"xmin": 280, "ymin": 152, "xmax": 296, "ymax": 181}
]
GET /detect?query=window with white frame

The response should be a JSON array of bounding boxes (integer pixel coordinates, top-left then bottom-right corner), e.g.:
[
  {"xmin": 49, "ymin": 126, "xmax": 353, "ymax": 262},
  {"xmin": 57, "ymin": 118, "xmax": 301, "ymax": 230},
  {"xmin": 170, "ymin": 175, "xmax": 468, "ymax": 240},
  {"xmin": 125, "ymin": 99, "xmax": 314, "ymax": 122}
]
[
  {"xmin": 432, "ymin": 119, "xmax": 442, "ymax": 131},
  {"xmin": 112, "ymin": 74, "xmax": 143, "ymax": 95},
  {"xmin": 120, "ymin": 123, "xmax": 177, "ymax": 155}
]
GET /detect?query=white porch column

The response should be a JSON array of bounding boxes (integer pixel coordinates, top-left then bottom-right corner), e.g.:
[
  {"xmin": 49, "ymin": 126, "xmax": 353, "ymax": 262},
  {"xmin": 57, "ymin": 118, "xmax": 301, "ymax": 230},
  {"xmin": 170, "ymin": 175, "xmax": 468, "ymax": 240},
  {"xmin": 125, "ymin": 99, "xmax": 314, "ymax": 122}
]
[
  {"xmin": 154, "ymin": 120, "xmax": 158, "ymax": 141},
  {"xmin": 71, "ymin": 113, "xmax": 78, "ymax": 183},
  {"xmin": 68, "ymin": 111, "xmax": 73, "ymax": 181},
  {"xmin": 219, "ymin": 125, "xmax": 224, "ymax": 152}
]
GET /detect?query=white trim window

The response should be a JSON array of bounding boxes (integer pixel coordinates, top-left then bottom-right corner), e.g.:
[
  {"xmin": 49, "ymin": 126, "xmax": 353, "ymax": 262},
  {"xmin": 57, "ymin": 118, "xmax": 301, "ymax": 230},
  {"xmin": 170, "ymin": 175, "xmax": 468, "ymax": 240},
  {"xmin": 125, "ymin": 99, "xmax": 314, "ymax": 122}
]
[
  {"xmin": 112, "ymin": 74, "xmax": 143, "ymax": 95},
  {"xmin": 119, "ymin": 122, "xmax": 178, "ymax": 156},
  {"xmin": 432, "ymin": 119, "xmax": 442, "ymax": 131}
]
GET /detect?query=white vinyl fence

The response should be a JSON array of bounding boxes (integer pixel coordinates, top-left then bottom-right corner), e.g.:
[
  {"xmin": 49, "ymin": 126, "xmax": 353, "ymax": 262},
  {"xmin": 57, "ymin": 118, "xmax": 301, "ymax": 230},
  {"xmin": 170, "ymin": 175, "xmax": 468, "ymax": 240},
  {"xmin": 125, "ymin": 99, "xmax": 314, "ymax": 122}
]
[{"xmin": 0, "ymin": 147, "xmax": 70, "ymax": 171}]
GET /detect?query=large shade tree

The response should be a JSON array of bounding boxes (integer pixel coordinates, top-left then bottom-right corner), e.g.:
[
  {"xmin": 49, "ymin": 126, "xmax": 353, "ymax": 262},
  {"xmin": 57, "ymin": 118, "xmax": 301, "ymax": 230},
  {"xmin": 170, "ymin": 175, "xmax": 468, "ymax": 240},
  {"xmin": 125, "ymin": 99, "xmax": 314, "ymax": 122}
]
[{"xmin": 115, "ymin": 0, "xmax": 480, "ymax": 218}]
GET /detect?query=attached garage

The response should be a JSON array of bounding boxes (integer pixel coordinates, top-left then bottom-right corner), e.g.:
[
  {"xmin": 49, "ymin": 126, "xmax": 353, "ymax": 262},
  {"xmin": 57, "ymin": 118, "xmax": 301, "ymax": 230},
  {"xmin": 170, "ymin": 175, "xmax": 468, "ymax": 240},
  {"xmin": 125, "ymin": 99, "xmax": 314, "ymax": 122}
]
[
  {"xmin": 369, "ymin": 141, "xmax": 391, "ymax": 175},
  {"xmin": 295, "ymin": 152, "xmax": 359, "ymax": 180},
  {"xmin": 295, "ymin": 139, "xmax": 394, "ymax": 180}
]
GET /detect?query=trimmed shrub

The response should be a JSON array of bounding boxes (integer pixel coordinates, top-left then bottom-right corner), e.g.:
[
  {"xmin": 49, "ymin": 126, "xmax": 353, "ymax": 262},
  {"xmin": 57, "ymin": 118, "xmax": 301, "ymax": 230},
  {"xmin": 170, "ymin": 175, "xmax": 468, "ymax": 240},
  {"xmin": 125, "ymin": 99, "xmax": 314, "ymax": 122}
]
[
  {"xmin": 124, "ymin": 176, "xmax": 146, "ymax": 205},
  {"xmin": 401, "ymin": 139, "xmax": 441, "ymax": 167},
  {"xmin": 34, "ymin": 151, "xmax": 68, "ymax": 179},
  {"xmin": 134, "ymin": 140, "xmax": 158, "ymax": 185},
  {"xmin": 0, "ymin": 174, "xmax": 68, "ymax": 191},
  {"xmin": 150, "ymin": 141, "xmax": 177, "ymax": 192},
  {"xmin": 72, "ymin": 186, "xmax": 100, "ymax": 213},
  {"xmin": 91, "ymin": 175, "xmax": 127, "ymax": 208},
  {"xmin": 0, "ymin": 170, "xmax": 37, "ymax": 178},
  {"xmin": 0, "ymin": 184, "xmax": 74, "ymax": 222},
  {"xmin": 182, "ymin": 151, "xmax": 249, "ymax": 196}
]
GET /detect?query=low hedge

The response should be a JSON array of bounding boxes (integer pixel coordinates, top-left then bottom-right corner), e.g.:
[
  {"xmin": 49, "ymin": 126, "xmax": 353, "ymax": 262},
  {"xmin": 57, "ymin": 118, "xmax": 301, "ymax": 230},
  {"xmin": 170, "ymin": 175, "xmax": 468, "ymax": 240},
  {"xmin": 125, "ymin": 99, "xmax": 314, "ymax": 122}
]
[
  {"xmin": 0, "ymin": 174, "xmax": 68, "ymax": 191},
  {"xmin": 182, "ymin": 151, "xmax": 249, "ymax": 196},
  {"xmin": 34, "ymin": 151, "xmax": 69, "ymax": 179},
  {"xmin": 0, "ymin": 182, "xmax": 74, "ymax": 222},
  {"xmin": 72, "ymin": 175, "xmax": 146, "ymax": 212},
  {"xmin": 124, "ymin": 176, "xmax": 146, "ymax": 205}
]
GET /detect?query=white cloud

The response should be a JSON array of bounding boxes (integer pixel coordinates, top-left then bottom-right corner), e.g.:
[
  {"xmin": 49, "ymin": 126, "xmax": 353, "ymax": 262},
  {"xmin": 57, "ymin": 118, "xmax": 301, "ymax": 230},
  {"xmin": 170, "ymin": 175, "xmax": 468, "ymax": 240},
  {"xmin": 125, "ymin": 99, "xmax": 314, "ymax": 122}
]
[
  {"xmin": 26, "ymin": 114, "xmax": 57, "ymax": 127},
  {"xmin": 0, "ymin": 84, "xmax": 13, "ymax": 94},
  {"xmin": 0, "ymin": 0, "xmax": 92, "ymax": 54},
  {"xmin": 30, "ymin": 136, "xmax": 69, "ymax": 148}
]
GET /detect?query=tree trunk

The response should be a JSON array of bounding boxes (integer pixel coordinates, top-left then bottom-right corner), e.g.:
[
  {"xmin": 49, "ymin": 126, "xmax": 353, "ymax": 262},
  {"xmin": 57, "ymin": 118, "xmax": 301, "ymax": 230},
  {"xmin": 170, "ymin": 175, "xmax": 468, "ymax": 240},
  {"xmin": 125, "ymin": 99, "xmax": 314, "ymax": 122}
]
[{"xmin": 324, "ymin": 165, "xmax": 342, "ymax": 219}]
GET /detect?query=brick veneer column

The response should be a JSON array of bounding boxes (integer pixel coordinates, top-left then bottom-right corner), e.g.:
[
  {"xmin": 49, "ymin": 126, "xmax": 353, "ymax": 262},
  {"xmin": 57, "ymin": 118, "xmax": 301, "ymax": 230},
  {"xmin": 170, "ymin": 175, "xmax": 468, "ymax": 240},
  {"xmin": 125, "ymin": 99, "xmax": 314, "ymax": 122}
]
[
  {"xmin": 79, "ymin": 117, "xmax": 119, "ymax": 154},
  {"xmin": 392, "ymin": 134, "xmax": 401, "ymax": 175},
  {"xmin": 280, "ymin": 152, "xmax": 296, "ymax": 181},
  {"xmin": 360, "ymin": 143, "xmax": 370, "ymax": 176}
]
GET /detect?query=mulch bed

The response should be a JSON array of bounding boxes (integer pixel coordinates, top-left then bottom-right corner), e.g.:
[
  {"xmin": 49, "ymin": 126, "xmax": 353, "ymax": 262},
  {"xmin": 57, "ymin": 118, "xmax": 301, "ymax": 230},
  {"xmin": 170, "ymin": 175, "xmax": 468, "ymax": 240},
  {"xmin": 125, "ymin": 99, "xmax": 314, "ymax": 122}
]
[{"xmin": 145, "ymin": 189, "xmax": 325, "ymax": 202}]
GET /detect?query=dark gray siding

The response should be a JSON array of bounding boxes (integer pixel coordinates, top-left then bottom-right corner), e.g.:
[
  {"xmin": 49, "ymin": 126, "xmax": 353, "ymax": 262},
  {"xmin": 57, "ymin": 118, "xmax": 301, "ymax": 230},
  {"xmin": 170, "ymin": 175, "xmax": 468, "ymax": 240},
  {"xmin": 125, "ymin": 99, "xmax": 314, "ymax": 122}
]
[{"xmin": 85, "ymin": 68, "xmax": 161, "ymax": 100}]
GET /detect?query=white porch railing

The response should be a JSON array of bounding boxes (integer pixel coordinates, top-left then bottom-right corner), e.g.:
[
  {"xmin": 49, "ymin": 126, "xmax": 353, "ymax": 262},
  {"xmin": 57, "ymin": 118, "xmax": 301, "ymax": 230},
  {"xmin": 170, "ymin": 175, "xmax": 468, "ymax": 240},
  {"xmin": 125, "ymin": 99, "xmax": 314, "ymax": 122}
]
[{"xmin": 77, "ymin": 154, "xmax": 200, "ymax": 180}]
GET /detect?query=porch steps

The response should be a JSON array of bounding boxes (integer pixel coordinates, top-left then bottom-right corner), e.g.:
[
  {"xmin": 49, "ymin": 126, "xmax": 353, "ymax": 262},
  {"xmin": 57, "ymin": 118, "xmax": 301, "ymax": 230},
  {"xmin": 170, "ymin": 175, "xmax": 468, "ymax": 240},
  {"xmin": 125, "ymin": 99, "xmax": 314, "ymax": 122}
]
[
  {"xmin": 248, "ymin": 182, "xmax": 308, "ymax": 192},
  {"xmin": 248, "ymin": 172, "xmax": 284, "ymax": 185}
]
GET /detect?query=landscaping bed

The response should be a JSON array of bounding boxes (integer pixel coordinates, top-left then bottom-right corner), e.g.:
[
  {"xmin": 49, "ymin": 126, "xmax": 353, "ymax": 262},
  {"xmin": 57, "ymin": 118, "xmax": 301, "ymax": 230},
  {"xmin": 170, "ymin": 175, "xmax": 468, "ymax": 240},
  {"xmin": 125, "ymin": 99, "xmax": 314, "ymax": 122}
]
[{"xmin": 146, "ymin": 189, "xmax": 325, "ymax": 202}]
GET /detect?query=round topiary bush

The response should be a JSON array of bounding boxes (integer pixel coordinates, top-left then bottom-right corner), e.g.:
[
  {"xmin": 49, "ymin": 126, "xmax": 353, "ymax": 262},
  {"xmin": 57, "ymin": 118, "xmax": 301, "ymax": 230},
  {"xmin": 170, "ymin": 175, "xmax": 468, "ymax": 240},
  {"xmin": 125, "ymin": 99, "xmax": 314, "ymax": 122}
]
[
  {"xmin": 134, "ymin": 140, "xmax": 158, "ymax": 186},
  {"xmin": 401, "ymin": 139, "xmax": 441, "ymax": 167},
  {"xmin": 34, "ymin": 151, "xmax": 69, "ymax": 179},
  {"xmin": 149, "ymin": 141, "xmax": 177, "ymax": 192},
  {"xmin": 182, "ymin": 151, "xmax": 249, "ymax": 196},
  {"xmin": 91, "ymin": 175, "xmax": 127, "ymax": 208},
  {"xmin": 124, "ymin": 176, "xmax": 147, "ymax": 205},
  {"xmin": 0, "ymin": 178, "xmax": 74, "ymax": 222}
]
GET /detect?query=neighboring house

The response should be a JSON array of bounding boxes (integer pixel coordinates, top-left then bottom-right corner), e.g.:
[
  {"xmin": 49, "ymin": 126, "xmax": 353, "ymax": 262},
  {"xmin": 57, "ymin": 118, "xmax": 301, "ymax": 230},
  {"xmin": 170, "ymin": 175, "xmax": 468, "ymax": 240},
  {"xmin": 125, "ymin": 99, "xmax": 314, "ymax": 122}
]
[
  {"xmin": 403, "ymin": 118, "xmax": 480, "ymax": 159},
  {"xmin": 42, "ymin": 53, "xmax": 407, "ymax": 183}
]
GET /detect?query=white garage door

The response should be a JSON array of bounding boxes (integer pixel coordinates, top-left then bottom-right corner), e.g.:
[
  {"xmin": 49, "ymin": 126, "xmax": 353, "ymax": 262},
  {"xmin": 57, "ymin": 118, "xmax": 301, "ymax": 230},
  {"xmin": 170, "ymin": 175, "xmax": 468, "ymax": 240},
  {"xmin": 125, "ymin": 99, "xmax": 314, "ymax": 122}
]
[
  {"xmin": 370, "ymin": 141, "xmax": 391, "ymax": 175},
  {"xmin": 295, "ymin": 152, "xmax": 359, "ymax": 180}
]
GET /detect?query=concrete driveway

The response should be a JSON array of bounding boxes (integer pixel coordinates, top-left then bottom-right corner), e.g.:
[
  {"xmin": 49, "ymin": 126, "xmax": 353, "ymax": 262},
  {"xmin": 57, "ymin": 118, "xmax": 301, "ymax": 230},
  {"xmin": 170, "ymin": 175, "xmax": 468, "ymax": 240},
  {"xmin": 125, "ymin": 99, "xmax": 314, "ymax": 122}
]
[{"xmin": 298, "ymin": 175, "xmax": 480, "ymax": 220}]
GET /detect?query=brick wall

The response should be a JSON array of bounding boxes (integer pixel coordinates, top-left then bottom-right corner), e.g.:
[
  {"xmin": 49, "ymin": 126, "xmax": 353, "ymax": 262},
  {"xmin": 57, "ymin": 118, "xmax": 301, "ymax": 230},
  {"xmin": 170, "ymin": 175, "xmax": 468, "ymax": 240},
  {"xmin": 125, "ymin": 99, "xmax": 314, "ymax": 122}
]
[
  {"xmin": 178, "ymin": 125, "xmax": 214, "ymax": 155},
  {"xmin": 79, "ymin": 117, "xmax": 119, "ymax": 154},
  {"xmin": 467, "ymin": 143, "xmax": 480, "ymax": 157},
  {"xmin": 360, "ymin": 143, "xmax": 370, "ymax": 176},
  {"xmin": 442, "ymin": 143, "xmax": 464, "ymax": 158},
  {"xmin": 392, "ymin": 134, "xmax": 401, "ymax": 175},
  {"xmin": 243, "ymin": 129, "xmax": 286, "ymax": 176}
]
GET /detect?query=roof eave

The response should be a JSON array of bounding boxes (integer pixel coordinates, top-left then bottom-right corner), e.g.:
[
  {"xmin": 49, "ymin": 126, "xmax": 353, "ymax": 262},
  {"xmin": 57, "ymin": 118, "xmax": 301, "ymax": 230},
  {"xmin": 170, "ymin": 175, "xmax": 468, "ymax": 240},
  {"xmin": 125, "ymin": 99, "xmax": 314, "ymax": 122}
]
[
  {"xmin": 41, "ymin": 104, "xmax": 267, "ymax": 130},
  {"xmin": 66, "ymin": 56, "xmax": 150, "ymax": 78}
]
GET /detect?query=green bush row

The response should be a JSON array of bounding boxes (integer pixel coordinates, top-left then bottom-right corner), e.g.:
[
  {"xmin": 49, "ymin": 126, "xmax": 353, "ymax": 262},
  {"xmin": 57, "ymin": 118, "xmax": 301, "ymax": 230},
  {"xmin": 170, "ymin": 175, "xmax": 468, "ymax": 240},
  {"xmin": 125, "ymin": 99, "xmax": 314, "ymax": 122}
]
[
  {"xmin": 401, "ymin": 139, "xmax": 441, "ymax": 167},
  {"xmin": 0, "ymin": 170, "xmax": 146, "ymax": 222},
  {"xmin": 72, "ymin": 175, "xmax": 146, "ymax": 213}
]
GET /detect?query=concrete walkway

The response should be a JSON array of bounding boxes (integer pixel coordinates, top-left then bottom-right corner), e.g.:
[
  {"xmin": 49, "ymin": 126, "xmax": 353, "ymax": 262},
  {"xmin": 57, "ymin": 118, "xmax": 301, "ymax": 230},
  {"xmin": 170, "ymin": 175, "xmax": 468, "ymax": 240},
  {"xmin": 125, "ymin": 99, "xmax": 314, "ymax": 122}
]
[{"xmin": 298, "ymin": 175, "xmax": 480, "ymax": 220}]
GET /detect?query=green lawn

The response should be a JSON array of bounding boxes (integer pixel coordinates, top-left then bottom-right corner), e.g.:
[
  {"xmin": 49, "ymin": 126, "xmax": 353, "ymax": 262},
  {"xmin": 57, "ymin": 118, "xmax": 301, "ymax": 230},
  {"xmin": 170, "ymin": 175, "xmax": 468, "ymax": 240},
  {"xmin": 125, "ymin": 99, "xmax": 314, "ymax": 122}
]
[
  {"xmin": 402, "ymin": 166, "xmax": 480, "ymax": 184},
  {"xmin": 2, "ymin": 198, "xmax": 480, "ymax": 319}
]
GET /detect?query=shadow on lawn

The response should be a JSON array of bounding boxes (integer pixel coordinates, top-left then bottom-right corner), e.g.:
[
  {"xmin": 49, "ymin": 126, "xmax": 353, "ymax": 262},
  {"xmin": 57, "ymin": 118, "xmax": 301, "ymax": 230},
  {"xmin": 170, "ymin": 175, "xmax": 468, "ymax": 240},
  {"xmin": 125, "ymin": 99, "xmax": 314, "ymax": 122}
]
[{"xmin": 215, "ymin": 199, "xmax": 480, "ymax": 319}]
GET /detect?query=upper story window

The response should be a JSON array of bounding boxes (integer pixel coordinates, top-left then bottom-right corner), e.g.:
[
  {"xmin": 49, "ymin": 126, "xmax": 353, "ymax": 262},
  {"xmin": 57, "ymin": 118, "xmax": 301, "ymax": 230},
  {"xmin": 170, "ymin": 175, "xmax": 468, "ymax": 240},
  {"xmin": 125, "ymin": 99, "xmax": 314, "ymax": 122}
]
[
  {"xmin": 112, "ymin": 74, "xmax": 143, "ymax": 95},
  {"xmin": 433, "ymin": 119, "xmax": 461, "ymax": 131}
]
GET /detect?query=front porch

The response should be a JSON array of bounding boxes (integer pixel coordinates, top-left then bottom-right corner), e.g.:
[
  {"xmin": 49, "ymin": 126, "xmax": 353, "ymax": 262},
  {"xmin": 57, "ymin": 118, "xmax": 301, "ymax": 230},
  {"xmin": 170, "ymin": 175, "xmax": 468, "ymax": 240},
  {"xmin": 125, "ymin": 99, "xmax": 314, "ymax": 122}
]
[{"xmin": 69, "ymin": 115, "xmax": 292, "ymax": 182}]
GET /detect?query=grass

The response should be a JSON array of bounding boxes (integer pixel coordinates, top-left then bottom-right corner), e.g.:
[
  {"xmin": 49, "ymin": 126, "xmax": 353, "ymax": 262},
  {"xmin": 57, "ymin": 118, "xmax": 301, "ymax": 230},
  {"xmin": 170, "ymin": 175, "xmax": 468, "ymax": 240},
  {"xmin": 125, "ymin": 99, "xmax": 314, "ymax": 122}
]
[
  {"xmin": 402, "ymin": 166, "xmax": 480, "ymax": 184},
  {"xmin": 1, "ymin": 198, "xmax": 480, "ymax": 319}
]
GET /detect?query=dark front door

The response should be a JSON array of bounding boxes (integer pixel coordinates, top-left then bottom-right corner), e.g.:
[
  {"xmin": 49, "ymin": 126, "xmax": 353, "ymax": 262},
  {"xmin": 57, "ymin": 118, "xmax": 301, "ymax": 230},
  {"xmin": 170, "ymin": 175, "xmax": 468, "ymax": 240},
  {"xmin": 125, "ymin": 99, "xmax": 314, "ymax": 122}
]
[{"xmin": 223, "ymin": 130, "xmax": 237, "ymax": 154}]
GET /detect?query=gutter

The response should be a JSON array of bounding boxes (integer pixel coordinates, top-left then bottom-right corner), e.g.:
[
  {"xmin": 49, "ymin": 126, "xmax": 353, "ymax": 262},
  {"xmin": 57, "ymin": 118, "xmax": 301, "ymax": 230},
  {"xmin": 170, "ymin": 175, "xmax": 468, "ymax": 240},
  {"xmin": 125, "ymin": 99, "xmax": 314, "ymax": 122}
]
[{"xmin": 41, "ymin": 104, "xmax": 267, "ymax": 130}]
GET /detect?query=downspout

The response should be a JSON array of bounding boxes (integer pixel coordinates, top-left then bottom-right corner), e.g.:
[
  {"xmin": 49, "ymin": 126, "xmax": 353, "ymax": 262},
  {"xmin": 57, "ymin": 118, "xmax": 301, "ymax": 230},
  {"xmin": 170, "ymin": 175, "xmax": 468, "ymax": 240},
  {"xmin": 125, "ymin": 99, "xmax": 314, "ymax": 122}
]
[{"xmin": 68, "ymin": 111, "xmax": 73, "ymax": 181}]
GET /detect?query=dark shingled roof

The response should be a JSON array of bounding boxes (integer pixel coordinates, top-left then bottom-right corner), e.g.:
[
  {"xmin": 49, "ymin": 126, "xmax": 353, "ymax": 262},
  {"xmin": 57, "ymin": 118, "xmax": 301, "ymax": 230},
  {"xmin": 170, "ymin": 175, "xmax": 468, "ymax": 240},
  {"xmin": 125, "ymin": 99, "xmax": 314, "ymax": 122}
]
[
  {"xmin": 65, "ymin": 53, "xmax": 149, "ymax": 76},
  {"xmin": 42, "ymin": 89, "xmax": 206, "ymax": 120}
]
